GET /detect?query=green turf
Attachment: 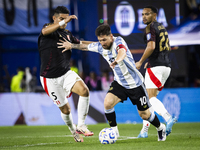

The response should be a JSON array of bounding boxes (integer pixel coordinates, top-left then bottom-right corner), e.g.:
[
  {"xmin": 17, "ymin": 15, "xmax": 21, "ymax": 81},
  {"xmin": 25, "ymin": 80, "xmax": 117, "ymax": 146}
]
[{"xmin": 0, "ymin": 123, "xmax": 200, "ymax": 150}]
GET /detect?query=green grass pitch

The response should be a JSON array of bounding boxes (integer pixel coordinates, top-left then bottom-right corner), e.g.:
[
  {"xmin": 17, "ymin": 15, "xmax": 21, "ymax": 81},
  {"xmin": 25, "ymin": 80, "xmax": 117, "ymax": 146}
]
[{"xmin": 0, "ymin": 123, "xmax": 200, "ymax": 150}]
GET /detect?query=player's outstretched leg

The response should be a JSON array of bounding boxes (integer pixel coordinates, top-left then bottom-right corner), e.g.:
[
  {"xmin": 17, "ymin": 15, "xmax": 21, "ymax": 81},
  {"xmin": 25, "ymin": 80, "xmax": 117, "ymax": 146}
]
[
  {"xmin": 157, "ymin": 123, "xmax": 166, "ymax": 141},
  {"xmin": 137, "ymin": 120, "xmax": 150, "ymax": 138},
  {"xmin": 166, "ymin": 116, "xmax": 177, "ymax": 136}
]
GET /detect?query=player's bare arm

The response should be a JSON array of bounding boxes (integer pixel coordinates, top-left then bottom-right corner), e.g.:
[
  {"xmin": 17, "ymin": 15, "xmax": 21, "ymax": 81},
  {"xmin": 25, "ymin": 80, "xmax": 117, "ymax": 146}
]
[
  {"xmin": 57, "ymin": 38, "xmax": 89, "ymax": 53},
  {"xmin": 81, "ymin": 41, "xmax": 95, "ymax": 44},
  {"xmin": 135, "ymin": 41, "xmax": 155, "ymax": 70},
  {"xmin": 110, "ymin": 48, "xmax": 126, "ymax": 69},
  {"xmin": 42, "ymin": 15, "xmax": 77, "ymax": 36}
]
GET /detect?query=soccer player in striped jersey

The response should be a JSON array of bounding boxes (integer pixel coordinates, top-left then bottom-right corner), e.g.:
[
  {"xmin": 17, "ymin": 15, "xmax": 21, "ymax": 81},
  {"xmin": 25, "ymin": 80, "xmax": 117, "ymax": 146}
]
[
  {"xmin": 58, "ymin": 24, "xmax": 167, "ymax": 141},
  {"xmin": 135, "ymin": 6, "xmax": 177, "ymax": 138}
]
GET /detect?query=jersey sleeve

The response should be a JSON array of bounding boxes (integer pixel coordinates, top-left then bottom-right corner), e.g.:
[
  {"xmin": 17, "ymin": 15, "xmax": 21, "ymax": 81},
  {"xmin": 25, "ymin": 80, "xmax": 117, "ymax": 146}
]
[
  {"xmin": 145, "ymin": 24, "xmax": 156, "ymax": 43},
  {"xmin": 87, "ymin": 42, "xmax": 99, "ymax": 52},
  {"xmin": 67, "ymin": 30, "xmax": 80, "ymax": 44},
  {"xmin": 116, "ymin": 44, "xmax": 127, "ymax": 52},
  {"xmin": 115, "ymin": 37, "xmax": 128, "ymax": 52}
]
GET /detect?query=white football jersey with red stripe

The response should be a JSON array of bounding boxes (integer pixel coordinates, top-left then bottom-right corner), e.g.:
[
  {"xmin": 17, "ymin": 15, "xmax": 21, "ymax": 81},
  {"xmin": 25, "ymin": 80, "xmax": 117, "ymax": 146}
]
[{"xmin": 88, "ymin": 36, "xmax": 144, "ymax": 89}]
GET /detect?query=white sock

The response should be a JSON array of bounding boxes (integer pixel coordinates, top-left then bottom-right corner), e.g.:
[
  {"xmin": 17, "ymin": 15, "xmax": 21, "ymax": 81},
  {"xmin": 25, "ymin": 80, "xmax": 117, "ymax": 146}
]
[
  {"xmin": 150, "ymin": 97, "xmax": 171, "ymax": 122},
  {"xmin": 141, "ymin": 106, "xmax": 154, "ymax": 133},
  {"xmin": 141, "ymin": 120, "xmax": 150, "ymax": 134},
  {"xmin": 77, "ymin": 96, "xmax": 89, "ymax": 127},
  {"xmin": 61, "ymin": 112, "xmax": 75, "ymax": 132}
]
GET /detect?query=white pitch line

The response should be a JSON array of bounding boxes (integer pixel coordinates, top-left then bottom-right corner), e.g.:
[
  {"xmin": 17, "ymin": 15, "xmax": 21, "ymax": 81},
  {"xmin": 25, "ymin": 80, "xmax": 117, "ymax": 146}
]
[
  {"xmin": 117, "ymin": 136, "xmax": 138, "ymax": 140},
  {"xmin": 0, "ymin": 136, "xmax": 138, "ymax": 148},
  {"xmin": 0, "ymin": 142, "xmax": 64, "ymax": 148}
]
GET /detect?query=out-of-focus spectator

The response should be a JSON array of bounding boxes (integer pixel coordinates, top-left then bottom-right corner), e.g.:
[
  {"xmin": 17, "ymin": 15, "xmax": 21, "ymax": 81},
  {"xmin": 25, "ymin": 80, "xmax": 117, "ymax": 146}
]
[
  {"xmin": 1, "ymin": 65, "xmax": 11, "ymax": 92},
  {"xmin": 25, "ymin": 67, "xmax": 32, "ymax": 92},
  {"xmin": 188, "ymin": 45, "xmax": 200, "ymax": 87},
  {"xmin": 186, "ymin": 0, "xmax": 200, "ymax": 19},
  {"xmin": 30, "ymin": 66, "xmax": 38, "ymax": 92},
  {"xmin": 101, "ymin": 70, "xmax": 113, "ymax": 91},
  {"xmin": 10, "ymin": 67, "xmax": 25, "ymax": 92},
  {"xmin": 85, "ymin": 71, "xmax": 102, "ymax": 91},
  {"xmin": 70, "ymin": 59, "xmax": 79, "ymax": 74},
  {"xmin": 0, "ymin": 83, "xmax": 5, "ymax": 92}
]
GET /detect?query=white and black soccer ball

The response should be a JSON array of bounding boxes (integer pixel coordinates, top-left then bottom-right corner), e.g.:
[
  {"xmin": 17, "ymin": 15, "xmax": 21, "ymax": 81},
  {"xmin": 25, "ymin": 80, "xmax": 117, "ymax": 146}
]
[{"xmin": 99, "ymin": 128, "xmax": 117, "ymax": 144}]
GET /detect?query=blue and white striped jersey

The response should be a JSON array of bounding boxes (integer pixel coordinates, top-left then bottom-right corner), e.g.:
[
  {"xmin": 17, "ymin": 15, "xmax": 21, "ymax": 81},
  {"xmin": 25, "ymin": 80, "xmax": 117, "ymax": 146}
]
[{"xmin": 88, "ymin": 36, "xmax": 144, "ymax": 89}]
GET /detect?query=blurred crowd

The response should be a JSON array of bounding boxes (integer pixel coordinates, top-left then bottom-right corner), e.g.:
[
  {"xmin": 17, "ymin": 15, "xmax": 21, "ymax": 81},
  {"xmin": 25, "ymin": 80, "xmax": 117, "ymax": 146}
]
[
  {"xmin": 0, "ymin": 65, "xmax": 40, "ymax": 93},
  {"xmin": 0, "ymin": 59, "xmax": 114, "ymax": 93}
]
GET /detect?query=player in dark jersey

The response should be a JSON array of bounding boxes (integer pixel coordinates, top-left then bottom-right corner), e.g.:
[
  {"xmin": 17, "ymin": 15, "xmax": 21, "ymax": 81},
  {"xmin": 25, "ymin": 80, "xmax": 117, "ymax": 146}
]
[
  {"xmin": 136, "ymin": 6, "xmax": 177, "ymax": 138},
  {"xmin": 38, "ymin": 6, "xmax": 93, "ymax": 142}
]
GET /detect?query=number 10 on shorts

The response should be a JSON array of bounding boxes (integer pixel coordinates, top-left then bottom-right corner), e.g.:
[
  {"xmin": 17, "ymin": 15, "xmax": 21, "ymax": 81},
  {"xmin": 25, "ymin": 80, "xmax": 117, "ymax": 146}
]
[{"xmin": 139, "ymin": 96, "xmax": 147, "ymax": 106}]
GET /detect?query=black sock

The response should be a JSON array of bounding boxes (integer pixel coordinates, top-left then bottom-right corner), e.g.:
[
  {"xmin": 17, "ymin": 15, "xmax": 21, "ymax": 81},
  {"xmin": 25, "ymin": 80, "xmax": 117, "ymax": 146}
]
[
  {"xmin": 105, "ymin": 111, "xmax": 117, "ymax": 127},
  {"xmin": 149, "ymin": 114, "xmax": 160, "ymax": 128}
]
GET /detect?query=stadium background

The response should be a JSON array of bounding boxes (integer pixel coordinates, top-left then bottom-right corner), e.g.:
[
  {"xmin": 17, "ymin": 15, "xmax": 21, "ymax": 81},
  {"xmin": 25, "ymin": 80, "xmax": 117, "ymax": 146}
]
[{"xmin": 0, "ymin": 0, "xmax": 200, "ymax": 126}]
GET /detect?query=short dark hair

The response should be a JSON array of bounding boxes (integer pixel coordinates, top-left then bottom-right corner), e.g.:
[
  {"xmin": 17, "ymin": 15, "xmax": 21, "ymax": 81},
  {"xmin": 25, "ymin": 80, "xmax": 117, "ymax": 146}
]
[
  {"xmin": 144, "ymin": 5, "xmax": 158, "ymax": 14},
  {"xmin": 54, "ymin": 6, "xmax": 70, "ymax": 15},
  {"xmin": 95, "ymin": 24, "xmax": 111, "ymax": 37}
]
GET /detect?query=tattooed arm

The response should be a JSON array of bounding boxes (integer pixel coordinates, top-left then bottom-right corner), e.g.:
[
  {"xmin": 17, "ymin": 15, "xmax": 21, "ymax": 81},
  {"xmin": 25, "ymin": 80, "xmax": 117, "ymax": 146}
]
[{"xmin": 57, "ymin": 38, "xmax": 89, "ymax": 53}]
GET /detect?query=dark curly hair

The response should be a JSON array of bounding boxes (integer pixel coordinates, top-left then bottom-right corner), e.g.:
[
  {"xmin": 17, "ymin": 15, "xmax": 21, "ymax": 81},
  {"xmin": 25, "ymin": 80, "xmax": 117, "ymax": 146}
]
[
  {"xmin": 95, "ymin": 24, "xmax": 111, "ymax": 37},
  {"xmin": 144, "ymin": 5, "xmax": 158, "ymax": 14},
  {"xmin": 54, "ymin": 6, "xmax": 70, "ymax": 15}
]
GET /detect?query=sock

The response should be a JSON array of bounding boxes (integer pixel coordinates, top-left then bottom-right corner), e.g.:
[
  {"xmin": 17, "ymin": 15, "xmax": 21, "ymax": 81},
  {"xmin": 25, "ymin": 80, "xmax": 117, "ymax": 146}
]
[
  {"xmin": 141, "ymin": 106, "xmax": 154, "ymax": 133},
  {"xmin": 150, "ymin": 97, "xmax": 171, "ymax": 122},
  {"xmin": 61, "ymin": 112, "xmax": 75, "ymax": 132},
  {"xmin": 148, "ymin": 112, "xmax": 160, "ymax": 128},
  {"xmin": 77, "ymin": 96, "xmax": 89, "ymax": 127},
  {"xmin": 157, "ymin": 123, "xmax": 164, "ymax": 131},
  {"xmin": 141, "ymin": 120, "xmax": 151, "ymax": 134},
  {"xmin": 105, "ymin": 108, "xmax": 117, "ymax": 127}
]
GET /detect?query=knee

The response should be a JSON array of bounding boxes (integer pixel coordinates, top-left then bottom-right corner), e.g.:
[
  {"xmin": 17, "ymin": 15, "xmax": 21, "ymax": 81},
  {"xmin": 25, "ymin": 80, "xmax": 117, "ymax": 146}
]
[
  {"xmin": 104, "ymin": 99, "xmax": 113, "ymax": 110},
  {"xmin": 60, "ymin": 106, "xmax": 71, "ymax": 115},
  {"xmin": 140, "ymin": 112, "xmax": 151, "ymax": 120}
]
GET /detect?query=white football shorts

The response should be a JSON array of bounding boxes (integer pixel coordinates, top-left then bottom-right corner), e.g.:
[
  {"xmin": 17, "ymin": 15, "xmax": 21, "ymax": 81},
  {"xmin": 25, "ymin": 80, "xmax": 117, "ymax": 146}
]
[
  {"xmin": 145, "ymin": 66, "xmax": 171, "ymax": 91},
  {"xmin": 40, "ymin": 70, "xmax": 82, "ymax": 107}
]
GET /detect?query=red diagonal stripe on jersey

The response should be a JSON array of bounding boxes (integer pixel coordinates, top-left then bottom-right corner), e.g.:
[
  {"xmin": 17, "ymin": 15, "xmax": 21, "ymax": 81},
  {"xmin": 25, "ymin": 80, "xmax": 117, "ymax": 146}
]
[
  {"xmin": 43, "ymin": 77, "xmax": 49, "ymax": 96},
  {"xmin": 147, "ymin": 68, "xmax": 164, "ymax": 91}
]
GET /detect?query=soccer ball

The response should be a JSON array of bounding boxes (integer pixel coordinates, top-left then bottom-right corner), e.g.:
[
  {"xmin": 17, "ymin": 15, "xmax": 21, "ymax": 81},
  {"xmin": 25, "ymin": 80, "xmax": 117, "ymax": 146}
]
[{"xmin": 99, "ymin": 128, "xmax": 117, "ymax": 144}]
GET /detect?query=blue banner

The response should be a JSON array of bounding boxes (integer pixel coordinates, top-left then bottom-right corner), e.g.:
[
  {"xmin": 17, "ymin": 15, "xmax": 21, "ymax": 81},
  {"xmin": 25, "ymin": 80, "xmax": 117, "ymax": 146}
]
[
  {"xmin": 0, "ymin": 0, "xmax": 71, "ymax": 34},
  {"xmin": 114, "ymin": 88, "xmax": 200, "ymax": 123}
]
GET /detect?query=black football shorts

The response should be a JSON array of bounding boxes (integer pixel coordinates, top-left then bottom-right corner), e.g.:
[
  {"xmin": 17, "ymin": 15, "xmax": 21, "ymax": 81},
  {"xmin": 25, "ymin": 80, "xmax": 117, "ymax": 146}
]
[{"xmin": 107, "ymin": 81, "xmax": 151, "ymax": 111}]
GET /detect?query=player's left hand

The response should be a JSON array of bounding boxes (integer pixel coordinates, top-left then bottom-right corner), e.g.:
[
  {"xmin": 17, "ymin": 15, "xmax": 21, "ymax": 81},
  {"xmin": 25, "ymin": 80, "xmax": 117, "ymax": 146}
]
[
  {"xmin": 57, "ymin": 38, "xmax": 72, "ymax": 53},
  {"xmin": 110, "ymin": 61, "xmax": 118, "ymax": 69}
]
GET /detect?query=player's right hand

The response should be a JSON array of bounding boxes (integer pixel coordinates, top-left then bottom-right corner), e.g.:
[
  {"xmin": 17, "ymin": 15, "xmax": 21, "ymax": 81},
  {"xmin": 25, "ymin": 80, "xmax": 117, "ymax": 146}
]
[
  {"xmin": 135, "ymin": 61, "xmax": 142, "ymax": 70},
  {"xmin": 64, "ymin": 15, "xmax": 78, "ymax": 23}
]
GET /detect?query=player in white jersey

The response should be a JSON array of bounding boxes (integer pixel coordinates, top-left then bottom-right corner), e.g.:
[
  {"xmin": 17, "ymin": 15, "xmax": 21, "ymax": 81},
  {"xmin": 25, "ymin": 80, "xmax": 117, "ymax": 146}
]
[{"xmin": 58, "ymin": 24, "xmax": 167, "ymax": 141}]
